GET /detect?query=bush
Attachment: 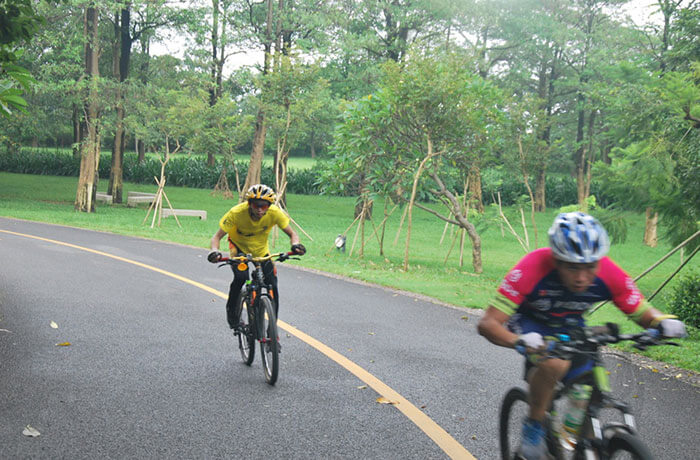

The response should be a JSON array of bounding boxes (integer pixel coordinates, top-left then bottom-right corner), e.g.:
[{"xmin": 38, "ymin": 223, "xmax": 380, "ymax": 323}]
[
  {"xmin": 669, "ymin": 270, "xmax": 700, "ymax": 328},
  {"xmin": 0, "ymin": 147, "xmax": 321, "ymax": 196}
]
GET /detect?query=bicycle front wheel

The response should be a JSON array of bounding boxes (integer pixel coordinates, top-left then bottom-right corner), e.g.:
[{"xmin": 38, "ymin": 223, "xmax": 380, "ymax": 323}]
[
  {"xmin": 606, "ymin": 432, "xmax": 653, "ymax": 460},
  {"xmin": 499, "ymin": 387, "xmax": 529, "ymax": 460},
  {"xmin": 258, "ymin": 295, "xmax": 279, "ymax": 385},
  {"xmin": 236, "ymin": 288, "xmax": 255, "ymax": 365}
]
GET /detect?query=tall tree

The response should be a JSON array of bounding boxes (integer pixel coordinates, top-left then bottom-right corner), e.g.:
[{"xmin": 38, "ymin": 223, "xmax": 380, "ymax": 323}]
[{"xmin": 75, "ymin": 4, "xmax": 101, "ymax": 213}]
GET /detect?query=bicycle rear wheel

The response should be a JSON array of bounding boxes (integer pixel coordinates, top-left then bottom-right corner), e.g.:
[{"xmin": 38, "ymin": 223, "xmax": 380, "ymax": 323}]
[
  {"xmin": 606, "ymin": 432, "xmax": 653, "ymax": 460},
  {"xmin": 236, "ymin": 288, "xmax": 255, "ymax": 365},
  {"xmin": 258, "ymin": 295, "xmax": 279, "ymax": 385}
]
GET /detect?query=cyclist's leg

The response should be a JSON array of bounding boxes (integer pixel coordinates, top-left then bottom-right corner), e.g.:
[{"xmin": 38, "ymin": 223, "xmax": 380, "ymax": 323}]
[
  {"xmin": 510, "ymin": 315, "xmax": 571, "ymax": 459},
  {"xmin": 226, "ymin": 241, "xmax": 249, "ymax": 329},
  {"xmin": 262, "ymin": 259, "xmax": 279, "ymax": 316}
]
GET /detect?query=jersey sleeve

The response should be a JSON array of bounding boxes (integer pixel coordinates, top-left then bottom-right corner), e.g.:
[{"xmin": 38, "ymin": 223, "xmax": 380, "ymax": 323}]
[
  {"xmin": 271, "ymin": 206, "xmax": 290, "ymax": 229},
  {"xmin": 219, "ymin": 208, "xmax": 237, "ymax": 234},
  {"xmin": 597, "ymin": 257, "xmax": 645, "ymax": 316},
  {"xmin": 493, "ymin": 248, "xmax": 554, "ymax": 316}
]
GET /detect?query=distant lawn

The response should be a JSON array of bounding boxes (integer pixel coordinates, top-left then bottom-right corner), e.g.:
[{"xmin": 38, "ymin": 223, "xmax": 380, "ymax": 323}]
[{"xmin": 1, "ymin": 171, "xmax": 698, "ymax": 372}]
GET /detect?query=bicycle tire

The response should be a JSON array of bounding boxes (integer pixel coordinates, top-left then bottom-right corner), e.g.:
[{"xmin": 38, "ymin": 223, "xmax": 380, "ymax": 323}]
[
  {"xmin": 500, "ymin": 387, "xmax": 529, "ymax": 460},
  {"xmin": 236, "ymin": 287, "xmax": 255, "ymax": 365},
  {"xmin": 605, "ymin": 432, "xmax": 653, "ymax": 460},
  {"xmin": 258, "ymin": 295, "xmax": 279, "ymax": 385}
]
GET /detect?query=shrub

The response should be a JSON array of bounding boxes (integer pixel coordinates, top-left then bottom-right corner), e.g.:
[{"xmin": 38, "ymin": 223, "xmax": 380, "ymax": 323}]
[
  {"xmin": 0, "ymin": 147, "xmax": 322, "ymax": 196},
  {"xmin": 669, "ymin": 270, "xmax": 700, "ymax": 328}
]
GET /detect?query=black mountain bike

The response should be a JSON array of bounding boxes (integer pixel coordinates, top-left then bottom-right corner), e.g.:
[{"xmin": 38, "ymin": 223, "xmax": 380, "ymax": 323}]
[
  {"xmin": 218, "ymin": 251, "xmax": 297, "ymax": 385},
  {"xmin": 499, "ymin": 324, "xmax": 679, "ymax": 460}
]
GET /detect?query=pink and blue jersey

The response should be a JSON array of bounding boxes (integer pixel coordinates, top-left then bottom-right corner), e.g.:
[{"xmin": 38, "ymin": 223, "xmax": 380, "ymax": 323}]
[{"xmin": 493, "ymin": 248, "xmax": 648, "ymax": 328}]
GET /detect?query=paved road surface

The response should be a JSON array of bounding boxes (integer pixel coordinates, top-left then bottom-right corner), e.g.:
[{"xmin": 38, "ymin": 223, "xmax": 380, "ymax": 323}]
[{"xmin": 1, "ymin": 217, "xmax": 698, "ymax": 459}]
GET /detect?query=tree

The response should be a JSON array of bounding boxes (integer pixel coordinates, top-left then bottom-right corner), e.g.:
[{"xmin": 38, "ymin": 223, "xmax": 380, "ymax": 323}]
[
  {"xmin": 75, "ymin": 4, "xmax": 101, "ymax": 213},
  {"xmin": 323, "ymin": 53, "xmax": 506, "ymax": 273},
  {"xmin": 0, "ymin": 0, "xmax": 45, "ymax": 119}
]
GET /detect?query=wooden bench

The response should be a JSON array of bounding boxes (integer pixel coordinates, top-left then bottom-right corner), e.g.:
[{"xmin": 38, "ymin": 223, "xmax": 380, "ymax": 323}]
[
  {"xmin": 161, "ymin": 209, "xmax": 207, "ymax": 220},
  {"xmin": 96, "ymin": 192, "xmax": 112, "ymax": 204}
]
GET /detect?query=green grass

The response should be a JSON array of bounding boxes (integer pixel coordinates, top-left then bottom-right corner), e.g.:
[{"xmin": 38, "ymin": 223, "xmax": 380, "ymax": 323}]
[{"xmin": 1, "ymin": 171, "xmax": 698, "ymax": 372}]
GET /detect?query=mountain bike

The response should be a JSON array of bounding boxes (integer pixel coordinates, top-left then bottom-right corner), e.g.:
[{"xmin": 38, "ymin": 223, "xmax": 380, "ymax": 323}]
[
  {"xmin": 218, "ymin": 251, "xmax": 298, "ymax": 385},
  {"xmin": 499, "ymin": 324, "xmax": 679, "ymax": 460}
]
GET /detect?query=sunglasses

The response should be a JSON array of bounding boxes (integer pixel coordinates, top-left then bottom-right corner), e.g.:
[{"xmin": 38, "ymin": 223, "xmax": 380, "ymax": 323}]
[{"xmin": 250, "ymin": 200, "xmax": 270, "ymax": 210}]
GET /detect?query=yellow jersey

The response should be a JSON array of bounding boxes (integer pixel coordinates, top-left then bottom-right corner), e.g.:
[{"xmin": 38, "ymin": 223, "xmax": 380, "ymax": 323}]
[{"xmin": 219, "ymin": 202, "xmax": 290, "ymax": 257}]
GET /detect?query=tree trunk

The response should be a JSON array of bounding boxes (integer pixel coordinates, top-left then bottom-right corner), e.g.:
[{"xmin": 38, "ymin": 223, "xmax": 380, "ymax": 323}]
[
  {"xmin": 242, "ymin": 110, "xmax": 267, "ymax": 199},
  {"xmin": 403, "ymin": 137, "xmax": 437, "ymax": 271},
  {"xmin": 108, "ymin": 7, "xmax": 132, "ymax": 204},
  {"xmin": 575, "ymin": 105, "xmax": 586, "ymax": 207},
  {"xmin": 643, "ymin": 207, "xmax": 658, "ymax": 247},
  {"xmin": 534, "ymin": 168, "xmax": 546, "ymax": 212},
  {"xmin": 467, "ymin": 164, "xmax": 484, "ymax": 213},
  {"xmin": 75, "ymin": 6, "xmax": 100, "ymax": 213},
  {"xmin": 72, "ymin": 103, "xmax": 81, "ymax": 159},
  {"xmin": 242, "ymin": 0, "xmax": 274, "ymax": 199}
]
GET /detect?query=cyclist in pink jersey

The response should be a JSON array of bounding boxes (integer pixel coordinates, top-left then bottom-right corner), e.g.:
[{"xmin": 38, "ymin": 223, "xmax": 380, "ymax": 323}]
[{"xmin": 477, "ymin": 212, "xmax": 687, "ymax": 460}]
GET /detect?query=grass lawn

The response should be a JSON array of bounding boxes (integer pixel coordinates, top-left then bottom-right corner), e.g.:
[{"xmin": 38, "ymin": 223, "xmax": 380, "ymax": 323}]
[{"xmin": 1, "ymin": 171, "xmax": 698, "ymax": 372}]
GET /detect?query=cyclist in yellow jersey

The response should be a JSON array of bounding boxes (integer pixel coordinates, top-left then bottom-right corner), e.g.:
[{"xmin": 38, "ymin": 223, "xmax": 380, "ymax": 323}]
[{"xmin": 207, "ymin": 184, "xmax": 305, "ymax": 329}]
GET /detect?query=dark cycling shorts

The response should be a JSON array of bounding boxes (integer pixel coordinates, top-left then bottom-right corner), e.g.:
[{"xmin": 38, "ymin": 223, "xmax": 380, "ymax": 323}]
[{"xmin": 507, "ymin": 314, "xmax": 593, "ymax": 383}]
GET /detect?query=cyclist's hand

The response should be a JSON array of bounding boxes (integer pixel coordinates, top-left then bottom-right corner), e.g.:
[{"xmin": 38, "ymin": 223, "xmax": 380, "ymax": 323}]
[
  {"xmin": 658, "ymin": 318, "xmax": 687, "ymax": 338},
  {"xmin": 291, "ymin": 243, "xmax": 306, "ymax": 255},
  {"xmin": 207, "ymin": 251, "xmax": 222, "ymax": 263},
  {"xmin": 515, "ymin": 332, "xmax": 545, "ymax": 355}
]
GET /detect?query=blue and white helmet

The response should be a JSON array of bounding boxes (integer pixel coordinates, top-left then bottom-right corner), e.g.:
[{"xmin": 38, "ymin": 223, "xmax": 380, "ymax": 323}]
[{"xmin": 548, "ymin": 212, "xmax": 610, "ymax": 263}]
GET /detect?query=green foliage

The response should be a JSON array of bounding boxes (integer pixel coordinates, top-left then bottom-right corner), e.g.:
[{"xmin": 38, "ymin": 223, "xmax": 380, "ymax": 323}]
[
  {"xmin": 0, "ymin": 147, "xmax": 322, "ymax": 195},
  {"xmin": 594, "ymin": 208, "xmax": 629, "ymax": 245},
  {"xmin": 669, "ymin": 270, "xmax": 700, "ymax": 328},
  {"xmin": 0, "ymin": 0, "xmax": 45, "ymax": 118}
]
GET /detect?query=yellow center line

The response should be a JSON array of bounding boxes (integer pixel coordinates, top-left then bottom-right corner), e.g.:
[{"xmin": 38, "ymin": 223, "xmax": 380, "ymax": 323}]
[{"xmin": 1, "ymin": 228, "xmax": 476, "ymax": 460}]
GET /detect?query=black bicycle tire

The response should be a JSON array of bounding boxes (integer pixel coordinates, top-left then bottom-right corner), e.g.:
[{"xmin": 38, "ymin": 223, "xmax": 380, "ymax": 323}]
[
  {"xmin": 258, "ymin": 295, "xmax": 279, "ymax": 385},
  {"xmin": 606, "ymin": 431, "xmax": 653, "ymax": 460},
  {"xmin": 499, "ymin": 387, "xmax": 528, "ymax": 460},
  {"xmin": 236, "ymin": 287, "xmax": 255, "ymax": 365}
]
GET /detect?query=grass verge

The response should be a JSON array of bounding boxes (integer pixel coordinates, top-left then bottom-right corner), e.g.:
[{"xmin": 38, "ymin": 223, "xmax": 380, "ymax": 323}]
[{"xmin": 1, "ymin": 171, "xmax": 698, "ymax": 373}]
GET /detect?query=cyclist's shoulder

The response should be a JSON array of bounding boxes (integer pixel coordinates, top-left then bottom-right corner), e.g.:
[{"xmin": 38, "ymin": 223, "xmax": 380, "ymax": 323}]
[{"xmin": 513, "ymin": 247, "xmax": 555, "ymax": 271}]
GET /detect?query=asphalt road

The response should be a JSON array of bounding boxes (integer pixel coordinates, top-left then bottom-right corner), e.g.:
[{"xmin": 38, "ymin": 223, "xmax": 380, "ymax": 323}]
[{"xmin": 1, "ymin": 217, "xmax": 698, "ymax": 459}]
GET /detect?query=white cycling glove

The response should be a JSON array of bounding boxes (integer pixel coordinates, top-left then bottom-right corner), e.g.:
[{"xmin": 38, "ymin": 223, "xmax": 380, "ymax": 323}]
[
  {"xmin": 658, "ymin": 318, "xmax": 687, "ymax": 338},
  {"xmin": 516, "ymin": 332, "xmax": 545, "ymax": 353}
]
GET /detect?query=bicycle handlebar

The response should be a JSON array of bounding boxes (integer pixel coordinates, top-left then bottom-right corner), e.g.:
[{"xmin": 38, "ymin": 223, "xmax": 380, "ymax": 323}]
[
  {"xmin": 541, "ymin": 324, "xmax": 678, "ymax": 360},
  {"xmin": 217, "ymin": 251, "xmax": 299, "ymax": 265}
]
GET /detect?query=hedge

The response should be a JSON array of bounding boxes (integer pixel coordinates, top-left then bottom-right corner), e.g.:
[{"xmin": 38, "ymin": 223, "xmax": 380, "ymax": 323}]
[{"xmin": 0, "ymin": 147, "xmax": 608, "ymax": 207}]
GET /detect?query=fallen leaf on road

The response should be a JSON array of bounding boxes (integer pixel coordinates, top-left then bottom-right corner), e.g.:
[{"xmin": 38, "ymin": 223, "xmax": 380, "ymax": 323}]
[
  {"xmin": 50, "ymin": 321, "xmax": 58, "ymax": 329},
  {"xmin": 461, "ymin": 316, "xmax": 469, "ymax": 321},
  {"xmin": 376, "ymin": 397, "xmax": 397, "ymax": 405},
  {"xmin": 357, "ymin": 385, "xmax": 367, "ymax": 390},
  {"xmin": 23, "ymin": 425, "xmax": 40, "ymax": 437},
  {"xmin": 55, "ymin": 342, "xmax": 71, "ymax": 347}
]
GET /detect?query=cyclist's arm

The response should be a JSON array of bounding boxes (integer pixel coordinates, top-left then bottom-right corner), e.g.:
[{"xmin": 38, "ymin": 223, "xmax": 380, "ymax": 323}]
[
  {"xmin": 281, "ymin": 224, "xmax": 300, "ymax": 246},
  {"xmin": 210, "ymin": 228, "xmax": 227, "ymax": 251},
  {"xmin": 635, "ymin": 304, "xmax": 673, "ymax": 329},
  {"xmin": 477, "ymin": 306, "xmax": 519, "ymax": 348}
]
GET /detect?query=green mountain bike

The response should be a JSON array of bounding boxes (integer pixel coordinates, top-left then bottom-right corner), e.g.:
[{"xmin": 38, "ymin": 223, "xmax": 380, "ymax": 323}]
[{"xmin": 499, "ymin": 324, "xmax": 679, "ymax": 460}]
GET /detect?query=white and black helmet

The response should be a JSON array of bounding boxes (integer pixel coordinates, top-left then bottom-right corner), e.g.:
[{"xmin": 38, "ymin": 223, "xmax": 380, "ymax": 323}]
[{"xmin": 548, "ymin": 212, "xmax": 610, "ymax": 263}]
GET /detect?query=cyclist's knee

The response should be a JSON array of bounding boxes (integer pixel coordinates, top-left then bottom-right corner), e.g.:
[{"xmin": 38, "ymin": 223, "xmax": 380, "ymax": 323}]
[{"xmin": 530, "ymin": 358, "xmax": 570, "ymax": 384}]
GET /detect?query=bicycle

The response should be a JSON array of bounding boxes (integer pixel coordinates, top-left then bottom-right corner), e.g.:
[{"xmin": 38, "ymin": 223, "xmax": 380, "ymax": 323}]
[
  {"xmin": 499, "ymin": 323, "xmax": 679, "ymax": 460},
  {"xmin": 218, "ymin": 251, "xmax": 299, "ymax": 385}
]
